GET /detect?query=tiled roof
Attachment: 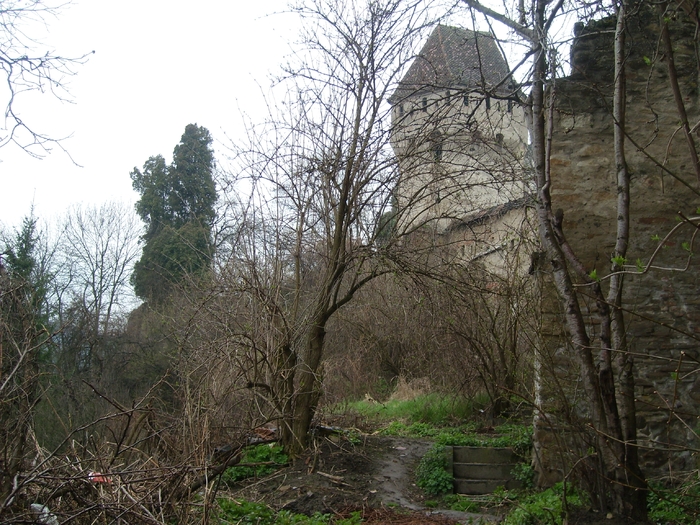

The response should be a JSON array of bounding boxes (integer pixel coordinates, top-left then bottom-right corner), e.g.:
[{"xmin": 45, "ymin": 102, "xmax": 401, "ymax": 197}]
[
  {"xmin": 447, "ymin": 195, "xmax": 533, "ymax": 232},
  {"xmin": 389, "ymin": 25, "xmax": 512, "ymax": 104}
]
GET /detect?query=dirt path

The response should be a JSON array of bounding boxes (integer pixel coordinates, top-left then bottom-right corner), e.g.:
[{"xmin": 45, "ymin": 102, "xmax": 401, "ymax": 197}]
[{"xmin": 225, "ymin": 434, "xmax": 498, "ymax": 524}]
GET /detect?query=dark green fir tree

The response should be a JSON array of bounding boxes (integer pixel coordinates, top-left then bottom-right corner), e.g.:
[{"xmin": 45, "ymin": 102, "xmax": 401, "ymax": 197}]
[{"xmin": 130, "ymin": 124, "xmax": 216, "ymax": 303}]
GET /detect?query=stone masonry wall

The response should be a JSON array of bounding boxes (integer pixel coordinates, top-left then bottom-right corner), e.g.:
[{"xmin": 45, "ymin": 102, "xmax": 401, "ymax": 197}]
[{"xmin": 538, "ymin": 8, "xmax": 700, "ymax": 481}]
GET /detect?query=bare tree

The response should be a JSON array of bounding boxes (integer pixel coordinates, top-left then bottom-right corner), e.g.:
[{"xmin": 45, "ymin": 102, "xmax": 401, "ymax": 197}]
[
  {"xmin": 216, "ymin": 0, "xmax": 462, "ymax": 454},
  {"xmin": 30, "ymin": 202, "xmax": 142, "ymax": 447},
  {"xmin": 0, "ymin": 0, "xmax": 92, "ymax": 156},
  {"xmin": 58, "ymin": 202, "xmax": 141, "ymax": 343}
]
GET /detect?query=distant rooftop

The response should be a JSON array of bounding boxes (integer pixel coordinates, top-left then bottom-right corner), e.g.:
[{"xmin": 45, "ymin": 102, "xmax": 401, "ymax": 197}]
[{"xmin": 389, "ymin": 25, "xmax": 512, "ymax": 104}]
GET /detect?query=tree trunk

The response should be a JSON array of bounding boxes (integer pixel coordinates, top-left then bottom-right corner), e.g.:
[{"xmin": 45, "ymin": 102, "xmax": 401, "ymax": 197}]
[
  {"xmin": 527, "ymin": 0, "xmax": 646, "ymax": 518},
  {"xmin": 283, "ymin": 322, "xmax": 326, "ymax": 456}
]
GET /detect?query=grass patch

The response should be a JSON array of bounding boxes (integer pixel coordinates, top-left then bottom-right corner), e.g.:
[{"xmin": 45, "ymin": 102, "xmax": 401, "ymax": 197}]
[
  {"xmin": 336, "ymin": 393, "xmax": 482, "ymax": 427},
  {"xmin": 217, "ymin": 499, "xmax": 364, "ymax": 524},
  {"xmin": 380, "ymin": 421, "xmax": 532, "ymax": 456}
]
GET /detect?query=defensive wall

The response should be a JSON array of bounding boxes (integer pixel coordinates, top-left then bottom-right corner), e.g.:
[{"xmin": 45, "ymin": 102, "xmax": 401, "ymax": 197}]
[{"xmin": 535, "ymin": 8, "xmax": 700, "ymax": 483}]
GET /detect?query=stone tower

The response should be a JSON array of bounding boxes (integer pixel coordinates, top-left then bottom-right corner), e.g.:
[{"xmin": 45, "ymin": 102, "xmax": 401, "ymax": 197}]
[{"xmin": 389, "ymin": 25, "xmax": 530, "ymax": 249}]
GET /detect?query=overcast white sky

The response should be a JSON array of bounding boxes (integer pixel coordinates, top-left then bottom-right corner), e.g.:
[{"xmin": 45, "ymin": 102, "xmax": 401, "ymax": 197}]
[
  {"xmin": 0, "ymin": 0, "xmax": 296, "ymax": 228},
  {"xmin": 0, "ymin": 1, "xmax": 572, "ymax": 231}
]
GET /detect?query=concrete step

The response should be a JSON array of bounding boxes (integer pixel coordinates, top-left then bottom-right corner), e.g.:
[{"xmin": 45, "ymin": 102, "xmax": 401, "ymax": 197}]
[
  {"xmin": 453, "ymin": 477, "xmax": 522, "ymax": 495},
  {"xmin": 453, "ymin": 462, "xmax": 516, "ymax": 480},
  {"xmin": 452, "ymin": 446, "xmax": 519, "ymax": 464},
  {"xmin": 445, "ymin": 446, "xmax": 524, "ymax": 495}
]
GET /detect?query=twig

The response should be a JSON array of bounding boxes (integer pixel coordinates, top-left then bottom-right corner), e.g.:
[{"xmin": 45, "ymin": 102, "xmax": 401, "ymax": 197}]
[{"xmin": 316, "ymin": 471, "xmax": 351, "ymax": 487}]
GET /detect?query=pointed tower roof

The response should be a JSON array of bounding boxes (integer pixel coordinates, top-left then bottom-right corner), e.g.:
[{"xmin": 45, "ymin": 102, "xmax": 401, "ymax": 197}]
[{"xmin": 389, "ymin": 25, "xmax": 511, "ymax": 104}]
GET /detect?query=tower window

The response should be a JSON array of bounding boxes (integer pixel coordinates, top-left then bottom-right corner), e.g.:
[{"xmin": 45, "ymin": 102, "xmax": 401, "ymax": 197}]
[
  {"xmin": 422, "ymin": 97, "xmax": 428, "ymax": 111},
  {"xmin": 399, "ymin": 104, "xmax": 404, "ymax": 116},
  {"xmin": 486, "ymin": 96, "xmax": 491, "ymax": 110},
  {"xmin": 507, "ymin": 99, "xmax": 513, "ymax": 113}
]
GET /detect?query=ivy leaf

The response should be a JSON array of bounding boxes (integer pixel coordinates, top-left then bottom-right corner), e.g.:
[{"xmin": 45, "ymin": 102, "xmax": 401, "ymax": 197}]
[{"xmin": 611, "ymin": 255, "xmax": 627, "ymax": 267}]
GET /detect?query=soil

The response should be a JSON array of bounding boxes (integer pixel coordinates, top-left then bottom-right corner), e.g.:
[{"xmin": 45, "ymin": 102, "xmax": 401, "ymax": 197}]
[
  {"xmin": 222, "ymin": 434, "xmax": 500, "ymax": 525},
  {"xmin": 220, "ymin": 431, "xmax": 651, "ymax": 525}
]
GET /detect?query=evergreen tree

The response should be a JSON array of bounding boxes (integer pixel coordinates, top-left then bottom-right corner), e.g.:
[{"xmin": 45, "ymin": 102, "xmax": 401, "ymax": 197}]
[
  {"xmin": 130, "ymin": 124, "xmax": 216, "ymax": 303},
  {"xmin": 131, "ymin": 155, "xmax": 171, "ymax": 241},
  {"xmin": 170, "ymin": 124, "xmax": 216, "ymax": 228},
  {"xmin": 131, "ymin": 223, "xmax": 211, "ymax": 303},
  {"xmin": 2, "ymin": 215, "xmax": 52, "ymax": 329},
  {"xmin": 0, "ymin": 215, "xmax": 53, "ymax": 501}
]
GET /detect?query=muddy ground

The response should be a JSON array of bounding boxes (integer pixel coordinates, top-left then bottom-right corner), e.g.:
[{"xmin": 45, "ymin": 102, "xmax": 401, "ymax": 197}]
[
  {"xmin": 222, "ymin": 434, "xmax": 500, "ymax": 524},
  {"xmin": 220, "ymin": 433, "xmax": 644, "ymax": 525}
]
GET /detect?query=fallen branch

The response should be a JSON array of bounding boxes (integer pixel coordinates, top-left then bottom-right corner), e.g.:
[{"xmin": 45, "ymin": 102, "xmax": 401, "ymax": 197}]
[{"xmin": 316, "ymin": 471, "xmax": 350, "ymax": 487}]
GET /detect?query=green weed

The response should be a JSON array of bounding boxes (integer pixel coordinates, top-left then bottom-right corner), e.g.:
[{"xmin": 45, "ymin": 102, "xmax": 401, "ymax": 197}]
[
  {"xmin": 511, "ymin": 463, "xmax": 535, "ymax": 490},
  {"xmin": 648, "ymin": 481, "xmax": 700, "ymax": 524},
  {"xmin": 380, "ymin": 421, "xmax": 442, "ymax": 437},
  {"xmin": 334, "ymin": 511, "xmax": 363, "ymax": 525},
  {"xmin": 434, "ymin": 424, "xmax": 532, "ymax": 455},
  {"xmin": 443, "ymin": 494, "xmax": 482, "ymax": 513},
  {"xmin": 502, "ymin": 483, "xmax": 586, "ymax": 525},
  {"xmin": 443, "ymin": 489, "xmax": 519, "ymax": 515},
  {"xmin": 381, "ymin": 422, "xmax": 532, "ymax": 458},
  {"xmin": 217, "ymin": 499, "xmax": 340, "ymax": 524},
  {"xmin": 221, "ymin": 444, "xmax": 288, "ymax": 485},
  {"xmin": 416, "ymin": 444, "xmax": 454, "ymax": 496}
]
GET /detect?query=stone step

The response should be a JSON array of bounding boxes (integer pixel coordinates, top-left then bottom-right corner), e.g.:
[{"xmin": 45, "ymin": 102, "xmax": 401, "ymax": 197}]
[
  {"xmin": 453, "ymin": 477, "xmax": 522, "ymax": 495},
  {"xmin": 445, "ymin": 446, "xmax": 524, "ymax": 495},
  {"xmin": 451, "ymin": 446, "xmax": 519, "ymax": 464},
  {"xmin": 453, "ymin": 462, "xmax": 516, "ymax": 480}
]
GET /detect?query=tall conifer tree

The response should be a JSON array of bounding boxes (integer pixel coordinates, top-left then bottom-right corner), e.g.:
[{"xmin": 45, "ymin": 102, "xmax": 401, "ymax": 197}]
[{"xmin": 130, "ymin": 124, "xmax": 216, "ymax": 303}]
